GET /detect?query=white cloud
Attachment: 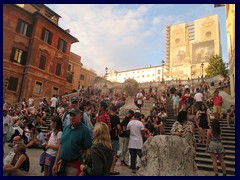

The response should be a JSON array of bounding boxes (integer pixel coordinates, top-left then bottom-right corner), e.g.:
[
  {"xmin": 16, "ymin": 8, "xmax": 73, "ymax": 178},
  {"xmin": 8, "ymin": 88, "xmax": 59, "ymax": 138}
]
[
  {"xmin": 152, "ymin": 16, "xmax": 162, "ymax": 25},
  {"xmin": 46, "ymin": 4, "xmax": 227, "ymax": 75}
]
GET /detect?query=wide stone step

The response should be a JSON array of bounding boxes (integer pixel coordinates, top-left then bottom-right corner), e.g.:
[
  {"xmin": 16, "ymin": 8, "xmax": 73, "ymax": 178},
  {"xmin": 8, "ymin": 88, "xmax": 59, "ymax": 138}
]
[
  {"xmin": 196, "ymin": 146, "xmax": 235, "ymax": 156},
  {"xmin": 197, "ymin": 162, "xmax": 235, "ymax": 175},
  {"xmin": 196, "ymin": 152, "xmax": 235, "ymax": 161},
  {"xmin": 195, "ymin": 156, "xmax": 235, "ymax": 168}
]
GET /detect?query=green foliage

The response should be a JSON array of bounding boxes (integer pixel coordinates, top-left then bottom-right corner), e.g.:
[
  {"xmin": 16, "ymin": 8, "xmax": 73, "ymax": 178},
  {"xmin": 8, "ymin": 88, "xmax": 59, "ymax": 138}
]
[{"xmin": 205, "ymin": 55, "xmax": 228, "ymax": 78}]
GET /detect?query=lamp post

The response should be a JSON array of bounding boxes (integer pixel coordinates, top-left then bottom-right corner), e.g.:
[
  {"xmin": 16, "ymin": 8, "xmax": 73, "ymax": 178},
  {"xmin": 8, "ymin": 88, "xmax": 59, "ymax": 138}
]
[
  {"xmin": 104, "ymin": 67, "xmax": 108, "ymax": 87},
  {"xmin": 161, "ymin": 60, "xmax": 165, "ymax": 83},
  {"xmin": 201, "ymin": 63, "xmax": 204, "ymax": 79},
  {"xmin": 105, "ymin": 67, "xmax": 108, "ymax": 77}
]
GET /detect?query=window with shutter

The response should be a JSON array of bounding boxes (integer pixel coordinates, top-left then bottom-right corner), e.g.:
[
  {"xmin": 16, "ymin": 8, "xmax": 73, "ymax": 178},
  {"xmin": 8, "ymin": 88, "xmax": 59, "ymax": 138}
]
[
  {"xmin": 7, "ymin": 77, "xmax": 18, "ymax": 91},
  {"xmin": 16, "ymin": 19, "xmax": 32, "ymax": 37},
  {"xmin": 58, "ymin": 38, "xmax": 67, "ymax": 52},
  {"xmin": 55, "ymin": 63, "xmax": 61, "ymax": 76},
  {"xmin": 53, "ymin": 87, "xmax": 58, "ymax": 96},
  {"xmin": 34, "ymin": 82, "xmax": 42, "ymax": 94},
  {"xmin": 10, "ymin": 47, "xmax": 27, "ymax": 66},
  {"xmin": 39, "ymin": 55, "xmax": 46, "ymax": 70},
  {"xmin": 41, "ymin": 28, "xmax": 53, "ymax": 45}
]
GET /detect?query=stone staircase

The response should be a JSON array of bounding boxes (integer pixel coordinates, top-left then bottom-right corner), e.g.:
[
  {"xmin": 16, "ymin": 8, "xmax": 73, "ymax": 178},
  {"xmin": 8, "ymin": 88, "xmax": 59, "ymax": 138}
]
[
  {"xmin": 164, "ymin": 97, "xmax": 235, "ymax": 175},
  {"xmin": 36, "ymin": 115, "xmax": 52, "ymax": 134}
]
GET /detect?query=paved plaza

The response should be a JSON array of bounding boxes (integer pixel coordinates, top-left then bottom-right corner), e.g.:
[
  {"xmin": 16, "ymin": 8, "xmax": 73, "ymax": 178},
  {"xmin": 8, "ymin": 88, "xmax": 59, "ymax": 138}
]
[{"xmin": 4, "ymin": 142, "xmax": 220, "ymax": 176}]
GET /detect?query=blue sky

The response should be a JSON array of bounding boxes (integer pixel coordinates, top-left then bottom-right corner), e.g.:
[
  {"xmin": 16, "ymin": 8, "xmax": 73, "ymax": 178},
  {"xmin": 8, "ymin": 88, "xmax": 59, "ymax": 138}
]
[{"xmin": 46, "ymin": 4, "xmax": 227, "ymax": 76}]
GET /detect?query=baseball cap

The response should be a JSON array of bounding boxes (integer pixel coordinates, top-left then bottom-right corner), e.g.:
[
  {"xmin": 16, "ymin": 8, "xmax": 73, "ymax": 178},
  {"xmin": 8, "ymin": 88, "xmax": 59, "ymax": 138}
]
[
  {"xmin": 71, "ymin": 96, "xmax": 79, "ymax": 103},
  {"xmin": 68, "ymin": 108, "xmax": 82, "ymax": 116},
  {"xmin": 134, "ymin": 112, "xmax": 142, "ymax": 118}
]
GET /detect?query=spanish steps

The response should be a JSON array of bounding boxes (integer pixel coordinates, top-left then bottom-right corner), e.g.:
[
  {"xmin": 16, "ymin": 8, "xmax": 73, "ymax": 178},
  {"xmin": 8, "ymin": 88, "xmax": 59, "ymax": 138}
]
[
  {"xmin": 164, "ymin": 97, "xmax": 235, "ymax": 175},
  {"xmin": 37, "ymin": 96, "xmax": 235, "ymax": 176}
]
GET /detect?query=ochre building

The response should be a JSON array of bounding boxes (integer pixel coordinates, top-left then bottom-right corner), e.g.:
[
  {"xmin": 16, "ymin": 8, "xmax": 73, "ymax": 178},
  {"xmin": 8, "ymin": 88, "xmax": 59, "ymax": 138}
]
[{"xmin": 3, "ymin": 4, "xmax": 95, "ymax": 104}]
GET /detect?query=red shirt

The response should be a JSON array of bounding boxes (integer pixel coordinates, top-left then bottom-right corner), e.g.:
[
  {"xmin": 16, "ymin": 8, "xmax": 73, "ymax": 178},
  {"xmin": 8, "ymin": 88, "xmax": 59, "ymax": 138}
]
[
  {"xmin": 212, "ymin": 95, "xmax": 222, "ymax": 106},
  {"xmin": 97, "ymin": 111, "xmax": 111, "ymax": 129}
]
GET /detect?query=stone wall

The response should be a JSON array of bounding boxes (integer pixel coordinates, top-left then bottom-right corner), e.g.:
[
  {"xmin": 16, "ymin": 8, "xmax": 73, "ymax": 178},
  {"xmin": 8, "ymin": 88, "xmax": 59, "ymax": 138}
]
[{"xmin": 138, "ymin": 135, "xmax": 197, "ymax": 176}]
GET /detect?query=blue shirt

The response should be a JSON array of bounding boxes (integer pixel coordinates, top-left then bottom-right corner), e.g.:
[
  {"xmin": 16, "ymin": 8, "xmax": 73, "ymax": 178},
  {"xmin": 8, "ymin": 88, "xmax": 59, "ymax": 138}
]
[{"xmin": 60, "ymin": 122, "xmax": 92, "ymax": 162}]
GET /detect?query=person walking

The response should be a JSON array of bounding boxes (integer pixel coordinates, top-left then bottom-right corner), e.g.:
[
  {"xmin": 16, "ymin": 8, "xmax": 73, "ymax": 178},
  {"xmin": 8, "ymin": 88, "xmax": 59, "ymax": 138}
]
[
  {"xmin": 136, "ymin": 90, "xmax": 144, "ymax": 109},
  {"xmin": 109, "ymin": 106, "xmax": 121, "ymax": 175},
  {"xmin": 50, "ymin": 95, "xmax": 58, "ymax": 116},
  {"xmin": 80, "ymin": 122, "xmax": 114, "ymax": 176},
  {"xmin": 118, "ymin": 109, "xmax": 134, "ymax": 167},
  {"xmin": 206, "ymin": 119, "xmax": 226, "ymax": 176},
  {"xmin": 127, "ymin": 112, "xmax": 145, "ymax": 174},
  {"xmin": 52, "ymin": 108, "xmax": 92, "ymax": 176},
  {"xmin": 212, "ymin": 90, "xmax": 223, "ymax": 120},
  {"xmin": 196, "ymin": 104, "xmax": 209, "ymax": 144}
]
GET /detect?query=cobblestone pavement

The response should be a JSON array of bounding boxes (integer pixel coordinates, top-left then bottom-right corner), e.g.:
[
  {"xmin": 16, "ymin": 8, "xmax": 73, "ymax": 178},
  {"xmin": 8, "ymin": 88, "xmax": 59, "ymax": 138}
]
[{"xmin": 4, "ymin": 142, "xmax": 217, "ymax": 176}]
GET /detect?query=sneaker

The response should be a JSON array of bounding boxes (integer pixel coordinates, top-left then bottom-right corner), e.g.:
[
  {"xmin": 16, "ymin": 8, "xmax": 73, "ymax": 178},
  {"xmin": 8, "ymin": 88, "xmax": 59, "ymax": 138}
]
[
  {"xmin": 110, "ymin": 171, "xmax": 120, "ymax": 175},
  {"xmin": 120, "ymin": 161, "xmax": 129, "ymax": 167}
]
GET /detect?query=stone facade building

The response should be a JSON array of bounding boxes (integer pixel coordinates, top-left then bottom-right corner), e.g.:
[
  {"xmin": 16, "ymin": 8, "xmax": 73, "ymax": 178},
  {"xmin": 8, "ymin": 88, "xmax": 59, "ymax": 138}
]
[
  {"xmin": 165, "ymin": 15, "xmax": 221, "ymax": 80},
  {"xmin": 106, "ymin": 65, "xmax": 165, "ymax": 83}
]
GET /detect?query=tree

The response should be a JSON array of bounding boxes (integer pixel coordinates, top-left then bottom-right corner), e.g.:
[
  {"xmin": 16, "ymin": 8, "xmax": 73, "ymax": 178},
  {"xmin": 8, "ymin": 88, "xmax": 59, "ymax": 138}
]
[{"xmin": 205, "ymin": 55, "xmax": 228, "ymax": 78}]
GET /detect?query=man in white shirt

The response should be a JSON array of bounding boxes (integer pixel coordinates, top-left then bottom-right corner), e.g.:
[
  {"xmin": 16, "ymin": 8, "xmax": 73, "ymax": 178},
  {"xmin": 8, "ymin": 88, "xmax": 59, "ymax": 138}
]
[
  {"xmin": 28, "ymin": 95, "xmax": 34, "ymax": 106},
  {"xmin": 194, "ymin": 88, "xmax": 203, "ymax": 111},
  {"xmin": 50, "ymin": 95, "xmax": 58, "ymax": 116},
  {"xmin": 127, "ymin": 112, "xmax": 145, "ymax": 173},
  {"xmin": 136, "ymin": 90, "xmax": 144, "ymax": 109}
]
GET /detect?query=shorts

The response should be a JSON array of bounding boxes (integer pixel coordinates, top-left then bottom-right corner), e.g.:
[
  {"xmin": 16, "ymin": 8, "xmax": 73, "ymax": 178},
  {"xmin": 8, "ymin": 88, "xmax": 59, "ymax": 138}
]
[
  {"xmin": 213, "ymin": 106, "xmax": 222, "ymax": 114},
  {"xmin": 173, "ymin": 104, "xmax": 179, "ymax": 110},
  {"xmin": 111, "ymin": 140, "xmax": 119, "ymax": 152},
  {"xmin": 195, "ymin": 101, "xmax": 203, "ymax": 110}
]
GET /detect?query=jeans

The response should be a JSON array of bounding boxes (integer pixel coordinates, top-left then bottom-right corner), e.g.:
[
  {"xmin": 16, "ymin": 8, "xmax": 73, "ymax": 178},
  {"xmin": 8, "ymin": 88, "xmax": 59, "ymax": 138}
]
[{"xmin": 129, "ymin": 148, "xmax": 143, "ymax": 170}]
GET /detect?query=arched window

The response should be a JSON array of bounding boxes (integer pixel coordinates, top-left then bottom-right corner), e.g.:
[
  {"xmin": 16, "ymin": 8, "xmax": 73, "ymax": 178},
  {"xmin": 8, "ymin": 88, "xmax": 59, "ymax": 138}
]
[{"xmin": 205, "ymin": 31, "xmax": 211, "ymax": 38}]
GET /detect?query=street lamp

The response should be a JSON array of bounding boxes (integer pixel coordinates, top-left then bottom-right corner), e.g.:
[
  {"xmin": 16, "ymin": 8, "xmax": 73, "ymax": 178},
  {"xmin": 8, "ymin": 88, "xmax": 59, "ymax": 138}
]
[
  {"xmin": 104, "ymin": 67, "xmax": 108, "ymax": 88},
  {"xmin": 201, "ymin": 63, "xmax": 204, "ymax": 79},
  {"xmin": 161, "ymin": 60, "xmax": 165, "ymax": 83},
  {"xmin": 105, "ymin": 67, "xmax": 108, "ymax": 76}
]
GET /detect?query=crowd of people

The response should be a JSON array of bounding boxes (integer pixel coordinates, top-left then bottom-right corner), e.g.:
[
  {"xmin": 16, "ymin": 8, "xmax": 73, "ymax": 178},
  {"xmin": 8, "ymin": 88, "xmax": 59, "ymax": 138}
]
[{"xmin": 3, "ymin": 81, "xmax": 234, "ymax": 176}]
